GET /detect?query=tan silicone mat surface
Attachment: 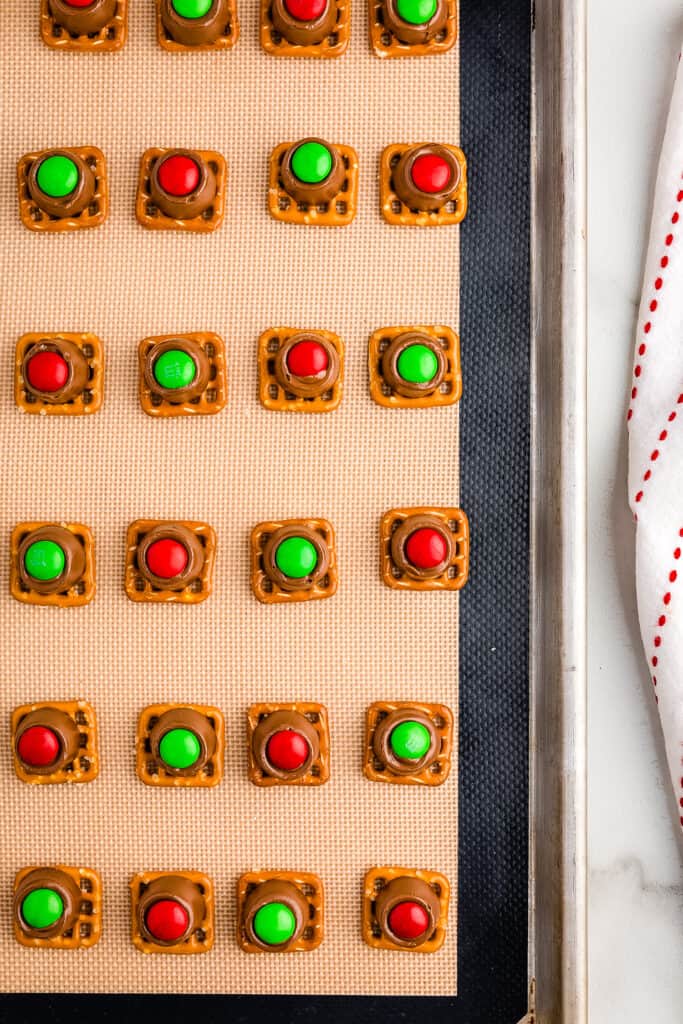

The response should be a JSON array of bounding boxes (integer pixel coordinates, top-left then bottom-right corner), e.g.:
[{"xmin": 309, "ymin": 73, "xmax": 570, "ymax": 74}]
[{"xmin": 0, "ymin": 0, "xmax": 460, "ymax": 996}]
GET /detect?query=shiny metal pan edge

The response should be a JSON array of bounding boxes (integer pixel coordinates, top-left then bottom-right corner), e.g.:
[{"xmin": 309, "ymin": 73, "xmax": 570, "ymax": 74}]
[{"xmin": 529, "ymin": 0, "xmax": 588, "ymax": 1021}]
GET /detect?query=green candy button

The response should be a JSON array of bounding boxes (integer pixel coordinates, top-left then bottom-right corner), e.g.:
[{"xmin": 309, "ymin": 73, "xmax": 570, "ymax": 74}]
[
  {"xmin": 21, "ymin": 888, "xmax": 64, "ymax": 930},
  {"xmin": 275, "ymin": 537, "xmax": 318, "ymax": 579},
  {"xmin": 36, "ymin": 155, "xmax": 79, "ymax": 199},
  {"xmin": 24, "ymin": 540, "xmax": 65, "ymax": 582},
  {"xmin": 390, "ymin": 721, "xmax": 431, "ymax": 760},
  {"xmin": 396, "ymin": 0, "xmax": 438, "ymax": 25},
  {"xmin": 153, "ymin": 350, "xmax": 197, "ymax": 390},
  {"xmin": 172, "ymin": 0, "xmax": 213, "ymax": 17},
  {"xmin": 159, "ymin": 728, "xmax": 201, "ymax": 769},
  {"xmin": 253, "ymin": 902, "xmax": 296, "ymax": 946},
  {"xmin": 397, "ymin": 344, "xmax": 439, "ymax": 384},
  {"xmin": 291, "ymin": 142, "xmax": 333, "ymax": 185}
]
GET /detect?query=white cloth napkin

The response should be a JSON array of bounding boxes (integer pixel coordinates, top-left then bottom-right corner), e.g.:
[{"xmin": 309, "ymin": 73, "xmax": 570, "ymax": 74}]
[{"xmin": 628, "ymin": 53, "xmax": 683, "ymax": 832}]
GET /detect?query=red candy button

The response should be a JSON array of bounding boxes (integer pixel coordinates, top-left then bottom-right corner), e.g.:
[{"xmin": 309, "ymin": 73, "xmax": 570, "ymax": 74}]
[
  {"xmin": 410, "ymin": 153, "xmax": 453, "ymax": 195},
  {"xmin": 405, "ymin": 528, "xmax": 449, "ymax": 570},
  {"xmin": 388, "ymin": 900, "xmax": 430, "ymax": 941},
  {"xmin": 157, "ymin": 155, "xmax": 201, "ymax": 198},
  {"xmin": 285, "ymin": 0, "xmax": 327, "ymax": 20},
  {"xmin": 145, "ymin": 539, "xmax": 189, "ymax": 579},
  {"xmin": 26, "ymin": 351, "xmax": 69, "ymax": 393},
  {"xmin": 145, "ymin": 900, "xmax": 190, "ymax": 943},
  {"xmin": 287, "ymin": 340, "xmax": 329, "ymax": 378},
  {"xmin": 266, "ymin": 730, "xmax": 310, "ymax": 771},
  {"xmin": 17, "ymin": 726, "xmax": 61, "ymax": 768},
  {"xmin": 65, "ymin": 0, "xmax": 98, "ymax": 7}
]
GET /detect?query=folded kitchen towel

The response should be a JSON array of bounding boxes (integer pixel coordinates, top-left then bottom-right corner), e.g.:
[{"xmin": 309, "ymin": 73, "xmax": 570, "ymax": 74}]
[{"xmin": 628, "ymin": 50, "xmax": 683, "ymax": 832}]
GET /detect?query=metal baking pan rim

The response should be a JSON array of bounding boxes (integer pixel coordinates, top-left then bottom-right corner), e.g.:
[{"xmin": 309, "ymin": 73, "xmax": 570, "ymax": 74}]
[{"xmin": 528, "ymin": 0, "xmax": 588, "ymax": 1022}]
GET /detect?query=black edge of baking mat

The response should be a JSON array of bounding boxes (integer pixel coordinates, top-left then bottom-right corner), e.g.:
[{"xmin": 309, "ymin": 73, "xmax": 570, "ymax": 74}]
[
  {"xmin": 455, "ymin": 0, "xmax": 532, "ymax": 1015},
  {"xmin": 2, "ymin": 0, "xmax": 530, "ymax": 1019}
]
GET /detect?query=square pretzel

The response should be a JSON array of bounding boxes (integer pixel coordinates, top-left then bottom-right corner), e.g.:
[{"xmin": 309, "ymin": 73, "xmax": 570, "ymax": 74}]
[
  {"xmin": 237, "ymin": 870, "xmax": 324, "ymax": 953},
  {"xmin": 15, "ymin": 332, "xmax": 104, "ymax": 417},
  {"xmin": 124, "ymin": 519, "xmax": 216, "ymax": 604},
  {"xmin": 362, "ymin": 867, "xmax": 450, "ymax": 952},
  {"xmin": 380, "ymin": 507, "xmax": 469, "ymax": 591},
  {"xmin": 363, "ymin": 700, "xmax": 453, "ymax": 786},
  {"xmin": 12, "ymin": 700, "xmax": 99, "ymax": 785},
  {"xmin": 156, "ymin": 0, "xmax": 239, "ymax": 51},
  {"xmin": 10, "ymin": 521, "xmax": 96, "ymax": 607},
  {"xmin": 368, "ymin": 325, "xmax": 461, "ymax": 408},
  {"xmin": 138, "ymin": 333, "xmax": 227, "ymax": 417},
  {"xmin": 130, "ymin": 870, "xmax": 214, "ymax": 955},
  {"xmin": 369, "ymin": 0, "xmax": 457, "ymax": 57},
  {"xmin": 14, "ymin": 865, "xmax": 102, "ymax": 949},
  {"xmin": 136, "ymin": 703, "xmax": 225, "ymax": 788},
  {"xmin": 380, "ymin": 143, "xmax": 467, "ymax": 226},
  {"xmin": 17, "ymin": 147, "xmax": 108, "ymax": 233},
  {"xmin": 246, "ymin": 702, "xmax": 330, "ymax": 787},
  {"xmin": 258, "ymin": 328, "xmax": 344, "ymax": 412},
  {"xmin": 260, "ymin": 0, "xmax": 350, "ymax": 57},
  {"xmin": 40, "ymin": 0, "xmax": 128, "ymax": 52},
  {"xmin": 268, "ymin": 142, "xmax": 358, "ymax": 226},
  {"xmin": 250, "ymin": 518, "xmax": 338, "ymax": 604},
  {"xmin": 135, "ymin": 149, "xmax": 227, "ymax": 233}
]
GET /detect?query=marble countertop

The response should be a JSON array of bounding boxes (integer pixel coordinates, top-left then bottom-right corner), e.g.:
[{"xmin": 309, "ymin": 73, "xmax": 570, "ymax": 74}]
[{"xmin": 589, "ymin": 1, "xmax": 683, "ymax": 1020}]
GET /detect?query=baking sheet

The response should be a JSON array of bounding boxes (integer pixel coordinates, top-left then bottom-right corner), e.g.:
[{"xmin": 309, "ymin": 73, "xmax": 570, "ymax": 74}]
[{"xmin": 0, "ymin": 0, "xmax": 463, "ymax": 998}]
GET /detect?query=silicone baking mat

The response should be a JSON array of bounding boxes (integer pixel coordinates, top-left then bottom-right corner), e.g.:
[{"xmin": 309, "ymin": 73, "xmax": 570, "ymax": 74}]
[
  {"xmin": 0, "ymin": 0, "xmax": 532, "ymax": 1015},
  {"xmin": 1, "ymin": 0, "xmax": 464, "ymax": 998}
]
